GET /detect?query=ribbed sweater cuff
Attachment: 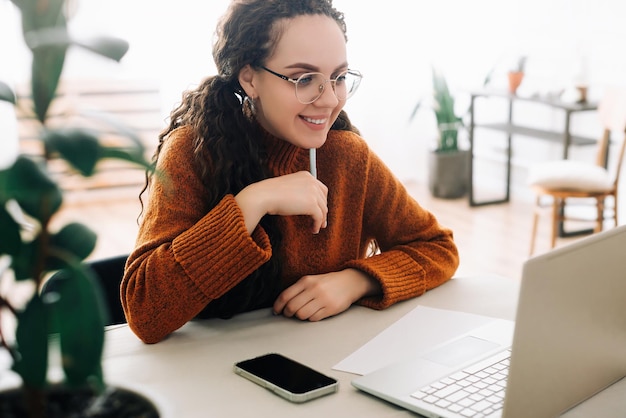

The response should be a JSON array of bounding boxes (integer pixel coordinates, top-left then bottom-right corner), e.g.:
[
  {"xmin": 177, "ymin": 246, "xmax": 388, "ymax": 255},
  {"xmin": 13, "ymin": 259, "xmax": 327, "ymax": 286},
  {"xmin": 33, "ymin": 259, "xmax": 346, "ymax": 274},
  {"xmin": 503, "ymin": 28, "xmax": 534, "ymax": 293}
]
[
  {"xmin": 171, "ymin": 195, "xmax": 272, "ymax": 298},
  {"xmin": 344, "ymin": 250, "xmax": 425, "ymax": 310}
]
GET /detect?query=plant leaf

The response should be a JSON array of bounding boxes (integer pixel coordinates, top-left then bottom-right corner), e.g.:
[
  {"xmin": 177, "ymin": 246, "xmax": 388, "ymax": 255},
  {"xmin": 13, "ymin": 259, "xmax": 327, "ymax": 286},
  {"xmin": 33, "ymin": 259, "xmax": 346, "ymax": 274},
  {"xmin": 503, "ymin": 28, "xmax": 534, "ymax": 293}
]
[
  {"xmin": 78, "ymin": 108, "xmax": 145, "ymax": 149},
  {"xmin": 45, "ymin": 265, "xmax": 111, "ymax": 335},
  {"xmin": 429, "ymin": 67, "xmax": 463, "ymax": 152},
  {"xmin": 12, "ymin": 0, "xmax": 65, "ymax": 34},
  {"xmin": 44, "ymin": 128, "xmax": 101, "ymax": 176},
  {"xmin": 0, "ymin": 205, "xmax": 22, "ymax": 256},
  {"xmin": 100, "ymin": 147, "xmax": 153, "ymax": 171},
  {"xmin": 24, "ymin": 26, "xmax": 72, "ymax": 51},
  {"xmin": 49, "ymin": 267, "xmax": 105, "ymax": 388},
  {"xmin": 13, "ymin": 293, "xmax": 48, "ymax": 389},
  {"xmin": 11, "ymin": 239, "xmax": 38, "ymax": 281},
  {"xmin": 6, "ymin": 156, "xmax": 62, "ymax": 222},
  {"xmin": 0, "ymin": 81, "xmax": 16, "ymax": 104},
  {"xmin": 31, "ymin": 44, "xmax": 67, "ymax": 124},
  {"xmin": 15, "ymin": 0, "xmax": 68, "ymax": 123},
  {"xmin": 24, "ymin": 30, "xmax": 129, "ymax": 63},
  {"xmin": 0, "ymin": 167, "xmax": 10, "ymax": 202},
  {"xmin": 408, "ymin": 100, "xmax": 422, "ymax": 122},
  {"xmin": 47, "ymin": 222, "xmax": 97, "ymax": 270},
  {"xmin": 75, "ymin": 36, "xmax": 130, "ymax": 62}
]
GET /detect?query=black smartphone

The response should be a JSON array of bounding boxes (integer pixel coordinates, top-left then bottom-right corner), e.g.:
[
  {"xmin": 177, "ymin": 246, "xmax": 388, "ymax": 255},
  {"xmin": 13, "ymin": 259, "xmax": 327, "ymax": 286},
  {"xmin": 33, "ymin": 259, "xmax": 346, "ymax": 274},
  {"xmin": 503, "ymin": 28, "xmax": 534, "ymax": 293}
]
[{"xmin": 233, "ymin": 353, "xmax": 339, "ymax": 403}]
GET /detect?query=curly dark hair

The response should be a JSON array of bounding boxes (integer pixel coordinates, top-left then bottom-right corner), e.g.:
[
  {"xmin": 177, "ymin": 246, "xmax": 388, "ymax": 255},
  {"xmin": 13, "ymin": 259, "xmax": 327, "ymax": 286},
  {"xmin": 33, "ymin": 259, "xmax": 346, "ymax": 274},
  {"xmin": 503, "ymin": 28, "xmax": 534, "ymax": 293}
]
[{"xmin": 141, "ymin": 0, "xmax": 358, "ymax": 318}]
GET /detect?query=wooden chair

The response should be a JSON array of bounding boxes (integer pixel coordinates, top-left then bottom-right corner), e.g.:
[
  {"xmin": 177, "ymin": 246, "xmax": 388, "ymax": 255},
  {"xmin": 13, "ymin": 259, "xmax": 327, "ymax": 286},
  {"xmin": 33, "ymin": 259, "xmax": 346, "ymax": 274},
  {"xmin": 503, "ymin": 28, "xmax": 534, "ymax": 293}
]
[{"xmin": 528, "ymin": 86, "xmax": 626, "ymax": 255}]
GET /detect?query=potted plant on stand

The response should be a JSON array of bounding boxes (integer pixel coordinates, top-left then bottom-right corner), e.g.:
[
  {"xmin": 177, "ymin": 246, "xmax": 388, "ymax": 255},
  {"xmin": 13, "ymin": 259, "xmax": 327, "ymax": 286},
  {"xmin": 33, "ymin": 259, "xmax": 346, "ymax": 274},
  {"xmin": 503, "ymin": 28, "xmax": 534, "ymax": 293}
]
[
  {"xmin": 507, "ymin": 55, "xmax": 527, "ymax": 94},
  {"xmin": 0, "ymin": 0, "xmax": 161, "ymax": 416},
  {"xmin": 410, "ymin": 67, "xmax": 469, "ymax": 199}
]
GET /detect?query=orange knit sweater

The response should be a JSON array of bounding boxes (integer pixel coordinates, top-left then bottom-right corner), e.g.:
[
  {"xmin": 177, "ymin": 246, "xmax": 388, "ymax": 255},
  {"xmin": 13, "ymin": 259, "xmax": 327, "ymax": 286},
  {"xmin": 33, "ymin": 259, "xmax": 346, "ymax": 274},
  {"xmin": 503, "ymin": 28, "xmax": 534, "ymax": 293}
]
[{"xmin": 121, "ymin": 126, "xmax": 459, "ymax": 343}]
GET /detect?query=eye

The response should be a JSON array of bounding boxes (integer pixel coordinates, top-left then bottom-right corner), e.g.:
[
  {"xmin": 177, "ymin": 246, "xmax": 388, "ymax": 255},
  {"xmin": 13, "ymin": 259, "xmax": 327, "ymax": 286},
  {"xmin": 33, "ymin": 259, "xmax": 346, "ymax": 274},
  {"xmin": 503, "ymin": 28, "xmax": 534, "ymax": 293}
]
[
  {"xmin": 334, "ymin": 73, "xmax": 347, "ymax": 85},
  {"xmin": 296, "ymin": 73, "xmax": 315, "ymax": 87}
]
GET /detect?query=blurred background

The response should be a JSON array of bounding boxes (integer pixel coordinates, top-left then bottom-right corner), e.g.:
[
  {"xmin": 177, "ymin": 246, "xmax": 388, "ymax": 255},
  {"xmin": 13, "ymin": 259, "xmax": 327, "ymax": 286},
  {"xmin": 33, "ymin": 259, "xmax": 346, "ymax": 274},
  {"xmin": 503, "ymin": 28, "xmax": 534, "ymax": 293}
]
[
  {"xmin": 2, "ymin": 0, "xmax": 625, "ymax": 188},
  {"xmin": 3, "ymin": 0, "xmax": 625, "ymax": 275}
]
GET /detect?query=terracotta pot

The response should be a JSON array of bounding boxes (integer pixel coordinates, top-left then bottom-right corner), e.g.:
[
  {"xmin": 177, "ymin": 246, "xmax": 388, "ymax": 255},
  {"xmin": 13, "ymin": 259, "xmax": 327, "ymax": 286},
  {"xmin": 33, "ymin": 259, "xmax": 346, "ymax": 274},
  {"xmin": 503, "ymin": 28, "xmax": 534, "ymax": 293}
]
[
  {"xmin": 507, "ymin": 71, "xmax": 524, "ymax": 94},
  {"xmin": 576, "ymin": 85, "xmax": 588, "ymax": 102}
]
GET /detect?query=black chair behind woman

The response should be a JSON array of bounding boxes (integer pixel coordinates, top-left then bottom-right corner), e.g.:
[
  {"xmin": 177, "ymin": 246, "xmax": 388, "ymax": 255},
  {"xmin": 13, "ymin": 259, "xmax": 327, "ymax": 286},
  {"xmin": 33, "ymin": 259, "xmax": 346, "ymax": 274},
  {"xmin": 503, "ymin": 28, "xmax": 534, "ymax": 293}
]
[{"xmin": 41, "ymin": 254, "xmax": 128, "ymax": 326}]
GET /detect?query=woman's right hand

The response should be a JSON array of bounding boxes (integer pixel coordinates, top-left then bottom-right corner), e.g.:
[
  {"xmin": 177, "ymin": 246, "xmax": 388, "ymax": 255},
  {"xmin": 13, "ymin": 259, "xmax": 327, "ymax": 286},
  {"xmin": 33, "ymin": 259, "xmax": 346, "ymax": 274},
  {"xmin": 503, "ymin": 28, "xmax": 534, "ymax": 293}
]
[{"xmin": 235, "ymin": 171, "xmax": 328, "ymax": 234}]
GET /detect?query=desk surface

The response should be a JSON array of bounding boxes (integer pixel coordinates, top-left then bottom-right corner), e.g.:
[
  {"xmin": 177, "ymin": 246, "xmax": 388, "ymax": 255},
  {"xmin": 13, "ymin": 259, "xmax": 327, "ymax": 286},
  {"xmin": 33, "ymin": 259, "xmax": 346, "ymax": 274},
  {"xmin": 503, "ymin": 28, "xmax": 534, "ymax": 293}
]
[
  {"xmin": 103, "ymin": 275, "xmax": 520, "ymax": 418},
  {"xmin": 2, "ymin": 275, "xmax": 623, "ymax": 417}
]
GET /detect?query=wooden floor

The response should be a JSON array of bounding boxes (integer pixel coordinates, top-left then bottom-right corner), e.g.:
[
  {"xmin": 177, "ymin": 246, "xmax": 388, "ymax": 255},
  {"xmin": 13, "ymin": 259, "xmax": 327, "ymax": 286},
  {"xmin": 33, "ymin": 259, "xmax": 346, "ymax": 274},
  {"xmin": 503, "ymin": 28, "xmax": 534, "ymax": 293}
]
[
  {"xmin": 54, "ymin": 180, "xmax": 598, "ymax": 282},
  {"xmin": 402, "ymin": 181, "xmax": 595, "ymax": 280}
]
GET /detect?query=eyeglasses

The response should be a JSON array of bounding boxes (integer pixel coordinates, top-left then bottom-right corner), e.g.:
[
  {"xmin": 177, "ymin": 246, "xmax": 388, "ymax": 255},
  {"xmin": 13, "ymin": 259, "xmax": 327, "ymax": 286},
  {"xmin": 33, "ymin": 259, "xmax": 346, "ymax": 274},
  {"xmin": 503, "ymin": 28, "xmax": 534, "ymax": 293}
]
[{"xmin": 261, "ymin": 66, "xmax": 362, "ymax": 104}]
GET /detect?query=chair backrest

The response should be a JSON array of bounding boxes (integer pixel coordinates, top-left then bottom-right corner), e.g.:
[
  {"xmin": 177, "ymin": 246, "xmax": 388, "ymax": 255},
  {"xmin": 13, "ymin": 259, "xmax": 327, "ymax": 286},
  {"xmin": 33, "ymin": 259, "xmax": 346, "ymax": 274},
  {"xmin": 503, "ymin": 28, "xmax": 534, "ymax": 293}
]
[
  {"xmin": 42, "ymin": 254, "xmax": 128, "ymax": 326},
  {"xmin": 595, "ymin": 87, "xmax": 626, "ymax": 188}
]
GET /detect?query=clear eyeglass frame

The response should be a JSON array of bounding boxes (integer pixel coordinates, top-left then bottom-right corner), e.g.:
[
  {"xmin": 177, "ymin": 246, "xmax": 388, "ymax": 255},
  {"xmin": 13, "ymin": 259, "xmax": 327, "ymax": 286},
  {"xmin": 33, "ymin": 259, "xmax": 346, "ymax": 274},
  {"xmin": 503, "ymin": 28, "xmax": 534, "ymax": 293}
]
[{"xmin": 261, "ymin": 66, "xmax": 363, "ymax": 104}]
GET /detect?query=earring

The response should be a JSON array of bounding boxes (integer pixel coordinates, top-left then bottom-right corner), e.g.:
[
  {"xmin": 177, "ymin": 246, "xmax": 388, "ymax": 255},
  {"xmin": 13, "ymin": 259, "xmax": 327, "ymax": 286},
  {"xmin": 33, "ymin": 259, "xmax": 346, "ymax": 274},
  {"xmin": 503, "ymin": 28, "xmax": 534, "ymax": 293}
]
[{"xmin": 243, "ymin": 95, "xmax": 256, "ymax": 119}]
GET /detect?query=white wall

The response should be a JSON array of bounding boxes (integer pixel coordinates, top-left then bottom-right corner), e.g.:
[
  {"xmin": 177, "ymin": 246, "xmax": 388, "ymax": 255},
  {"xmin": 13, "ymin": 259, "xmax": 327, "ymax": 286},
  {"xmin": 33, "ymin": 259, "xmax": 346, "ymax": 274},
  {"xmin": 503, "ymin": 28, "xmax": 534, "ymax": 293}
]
[{"xmin": 2, "ymin": 0, "xmax": 626, "ymax": 187}]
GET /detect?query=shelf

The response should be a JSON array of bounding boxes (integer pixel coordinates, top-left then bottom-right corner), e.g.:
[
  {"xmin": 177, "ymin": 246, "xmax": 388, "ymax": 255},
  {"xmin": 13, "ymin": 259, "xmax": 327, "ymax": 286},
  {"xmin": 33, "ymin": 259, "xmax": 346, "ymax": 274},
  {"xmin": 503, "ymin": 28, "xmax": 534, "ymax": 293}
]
[
  {"xmin": 470, "ymin": 90, "xmax": 599, "ymax": 112},
  {"xmin": 475, "ymin": 123, "xmax": 597, "ymax": 147},
  {"xmin": 468, "ymin": 90, "xmax": 600, "ymax": 207}
]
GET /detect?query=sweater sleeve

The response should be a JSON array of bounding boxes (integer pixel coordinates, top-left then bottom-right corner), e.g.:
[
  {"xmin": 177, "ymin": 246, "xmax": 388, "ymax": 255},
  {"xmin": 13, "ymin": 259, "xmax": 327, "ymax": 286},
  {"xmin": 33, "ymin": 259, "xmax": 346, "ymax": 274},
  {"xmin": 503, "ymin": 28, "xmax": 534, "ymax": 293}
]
[
  {"xmin": 339, "ymin": 136, "xmax": 459, "ymax": 309},
  {"xmin": 121, "ymin": 128, "xmax": 272, "ymax": 343}
]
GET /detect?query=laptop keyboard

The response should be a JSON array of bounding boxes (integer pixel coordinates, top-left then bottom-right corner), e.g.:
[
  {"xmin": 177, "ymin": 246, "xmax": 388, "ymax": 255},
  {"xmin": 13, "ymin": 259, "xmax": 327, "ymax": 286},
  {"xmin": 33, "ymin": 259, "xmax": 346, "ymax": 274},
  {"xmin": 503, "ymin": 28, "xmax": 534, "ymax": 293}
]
[{"xmin": 410, "ymin": 349, "xmax": 511, "ymax": 418}]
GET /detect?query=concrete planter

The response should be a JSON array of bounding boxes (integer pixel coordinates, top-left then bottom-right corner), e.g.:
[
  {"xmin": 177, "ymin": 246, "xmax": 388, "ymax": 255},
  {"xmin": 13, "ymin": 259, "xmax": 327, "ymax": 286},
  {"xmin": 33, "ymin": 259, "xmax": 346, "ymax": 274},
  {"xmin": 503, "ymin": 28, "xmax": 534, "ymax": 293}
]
[{"xmin": 427, "ymin": 149, "xmax": 470, "ymax": 199}]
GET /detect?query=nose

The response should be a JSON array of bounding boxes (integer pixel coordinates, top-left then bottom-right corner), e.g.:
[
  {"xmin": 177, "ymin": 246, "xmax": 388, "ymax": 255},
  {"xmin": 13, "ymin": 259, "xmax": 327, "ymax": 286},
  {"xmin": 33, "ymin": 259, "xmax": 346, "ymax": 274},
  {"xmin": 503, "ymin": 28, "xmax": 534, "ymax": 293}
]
[{"xmin": 314, "ymin": 81, "xmax": 339, "ymax": 107}]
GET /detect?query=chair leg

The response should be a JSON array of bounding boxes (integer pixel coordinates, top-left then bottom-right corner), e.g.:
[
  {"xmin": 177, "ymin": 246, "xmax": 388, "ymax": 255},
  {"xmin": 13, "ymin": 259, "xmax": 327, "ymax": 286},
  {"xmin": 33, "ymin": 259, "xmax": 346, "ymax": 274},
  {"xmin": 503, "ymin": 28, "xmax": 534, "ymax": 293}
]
[
  {"xmin": 529, "ymin": 195, "xmax": 541, "ymax": 256},
  {"xmin": 550, "ymin": 197, "xmax": 560, "ymax": 249},
  {"xmin": 614, "ymin": 194, "xmax": 619, "ymax": 227},
  {"xmin": 595, "ymin": 197, "xmax": 605, "ymax": 233}
]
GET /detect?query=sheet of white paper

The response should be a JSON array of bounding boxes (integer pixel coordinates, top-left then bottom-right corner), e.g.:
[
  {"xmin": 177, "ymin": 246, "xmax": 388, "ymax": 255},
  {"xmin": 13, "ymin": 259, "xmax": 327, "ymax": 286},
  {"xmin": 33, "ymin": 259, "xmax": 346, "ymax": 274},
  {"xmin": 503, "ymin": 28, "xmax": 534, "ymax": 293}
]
[{"xmin": 332, "ymin": 306, "xmax": 501, "ymax": 376}]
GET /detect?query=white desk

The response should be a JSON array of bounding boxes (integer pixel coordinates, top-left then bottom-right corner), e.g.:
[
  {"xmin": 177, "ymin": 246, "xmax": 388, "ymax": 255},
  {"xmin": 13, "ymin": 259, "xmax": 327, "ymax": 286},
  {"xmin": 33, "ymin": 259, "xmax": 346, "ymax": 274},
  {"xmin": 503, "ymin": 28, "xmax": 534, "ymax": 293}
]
[
  {"xmin": 3, "ymin": 275, "xmax": 622, "ymax": 417},
  {"xmin": 102, "ymin": 275, "xmax": 520, "ymax": 417}
]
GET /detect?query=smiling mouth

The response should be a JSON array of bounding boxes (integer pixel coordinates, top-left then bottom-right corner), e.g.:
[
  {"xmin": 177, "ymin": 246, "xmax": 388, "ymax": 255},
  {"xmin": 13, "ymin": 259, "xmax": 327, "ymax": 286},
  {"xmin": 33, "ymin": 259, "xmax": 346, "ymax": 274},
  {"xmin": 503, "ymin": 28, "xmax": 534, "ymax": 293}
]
[{"xmin": 302, "ymin": 116, "xmax": 327, "ymax": 125}]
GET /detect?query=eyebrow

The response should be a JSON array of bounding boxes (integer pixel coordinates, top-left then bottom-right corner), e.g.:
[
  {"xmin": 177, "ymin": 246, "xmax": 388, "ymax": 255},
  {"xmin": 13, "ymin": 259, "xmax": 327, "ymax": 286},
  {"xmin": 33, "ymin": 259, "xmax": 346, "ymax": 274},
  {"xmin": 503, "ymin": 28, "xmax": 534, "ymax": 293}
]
[{"xmin": 284, "ymin": 62, "xmax": 349, "ymax": 72}]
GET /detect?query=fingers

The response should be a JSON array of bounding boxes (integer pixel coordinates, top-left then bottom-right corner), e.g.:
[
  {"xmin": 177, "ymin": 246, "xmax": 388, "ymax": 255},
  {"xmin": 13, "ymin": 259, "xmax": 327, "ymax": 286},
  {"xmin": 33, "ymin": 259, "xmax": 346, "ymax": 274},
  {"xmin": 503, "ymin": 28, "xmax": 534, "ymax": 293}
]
[
  {"xmin": 274, "ymin": 292, "xmax": 326, "ymax": 321},
  {"xmin": 272, "ymin": 270, "xmax": 378, "ymax": 322},
  {"xmin": 310, "ymin": 195, "xmax": 328, "ymax": 234},
  {"xmin": 301, "ymin": 172, "xmax": 328, "ymax": 234},
  {"xmin": 272, "ymin": 283, "xmax": 303, "ymax": 318},
  {"xmin": 263, "ymin": 171, "xmax": 328, "ymax": 234},
  {"xmin": 272, "ymin": 275, "xmax": 345, "ymax": 322},
  {"xmin": 273, "ymin": 279, "xmax": 324, "ymax": 321}
]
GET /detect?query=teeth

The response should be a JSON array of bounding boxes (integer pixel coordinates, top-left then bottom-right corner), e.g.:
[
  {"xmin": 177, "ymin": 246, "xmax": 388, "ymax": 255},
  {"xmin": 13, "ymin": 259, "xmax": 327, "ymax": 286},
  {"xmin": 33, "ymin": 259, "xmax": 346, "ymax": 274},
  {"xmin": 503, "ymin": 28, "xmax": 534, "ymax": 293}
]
[{"xmin": 303, "ymin": 117, "xmax": 326, "ymax": 125}]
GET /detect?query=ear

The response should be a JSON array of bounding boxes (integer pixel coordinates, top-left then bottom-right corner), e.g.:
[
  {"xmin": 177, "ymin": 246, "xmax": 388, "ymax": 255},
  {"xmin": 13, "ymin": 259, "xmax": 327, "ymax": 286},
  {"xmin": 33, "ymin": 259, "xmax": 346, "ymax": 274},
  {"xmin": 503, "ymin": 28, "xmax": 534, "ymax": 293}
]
[{"xmin": 238, "ymin": 65, "xmax": 258, "ymax": 99}]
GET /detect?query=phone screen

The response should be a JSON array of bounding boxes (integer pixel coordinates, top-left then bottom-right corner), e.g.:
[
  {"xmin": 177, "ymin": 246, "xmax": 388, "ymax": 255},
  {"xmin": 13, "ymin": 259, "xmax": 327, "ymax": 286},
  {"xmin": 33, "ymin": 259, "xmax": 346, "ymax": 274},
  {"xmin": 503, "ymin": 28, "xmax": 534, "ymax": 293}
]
[{"xmin": 235, "ymin": 353, "xmax": 337, "ymax": 395}]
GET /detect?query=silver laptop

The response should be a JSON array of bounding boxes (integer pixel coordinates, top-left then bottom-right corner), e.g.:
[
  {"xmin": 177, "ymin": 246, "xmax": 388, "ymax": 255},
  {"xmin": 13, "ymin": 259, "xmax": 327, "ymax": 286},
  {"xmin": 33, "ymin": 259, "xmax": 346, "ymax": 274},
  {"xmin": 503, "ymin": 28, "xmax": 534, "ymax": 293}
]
[{"xmin": 352, "ymin": 224, "xmax": 626, "ymax": 418}]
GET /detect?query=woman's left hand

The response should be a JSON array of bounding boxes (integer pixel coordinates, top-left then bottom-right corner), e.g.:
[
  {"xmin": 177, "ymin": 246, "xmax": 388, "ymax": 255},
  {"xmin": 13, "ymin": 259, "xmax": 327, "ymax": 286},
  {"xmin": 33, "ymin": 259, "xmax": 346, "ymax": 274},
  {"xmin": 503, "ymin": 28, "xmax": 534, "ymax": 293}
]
[{"xmin": 272, "ymin": 269, "xmax": 380, "ymax": 321}]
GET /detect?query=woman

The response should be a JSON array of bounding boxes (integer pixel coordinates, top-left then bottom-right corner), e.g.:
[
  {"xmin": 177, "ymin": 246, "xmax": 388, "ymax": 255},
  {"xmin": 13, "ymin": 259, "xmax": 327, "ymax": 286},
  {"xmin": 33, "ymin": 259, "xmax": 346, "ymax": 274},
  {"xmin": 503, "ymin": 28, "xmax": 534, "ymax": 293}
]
[{"xmin": 122, "ymin": 0, "xmax": 459, "ymax": 344}]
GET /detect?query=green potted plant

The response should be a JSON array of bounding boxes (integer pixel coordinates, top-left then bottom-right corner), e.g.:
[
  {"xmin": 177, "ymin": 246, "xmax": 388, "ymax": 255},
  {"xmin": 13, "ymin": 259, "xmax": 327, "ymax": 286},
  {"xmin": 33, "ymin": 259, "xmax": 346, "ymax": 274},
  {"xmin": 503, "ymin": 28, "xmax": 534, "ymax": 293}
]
[
  {"xmin": 0, "ymin": 0, "xmax": 160, "ymax": 416},
  {"xmin": 410, "ymin": 67, "xmax": 469, "ymax": 199}
]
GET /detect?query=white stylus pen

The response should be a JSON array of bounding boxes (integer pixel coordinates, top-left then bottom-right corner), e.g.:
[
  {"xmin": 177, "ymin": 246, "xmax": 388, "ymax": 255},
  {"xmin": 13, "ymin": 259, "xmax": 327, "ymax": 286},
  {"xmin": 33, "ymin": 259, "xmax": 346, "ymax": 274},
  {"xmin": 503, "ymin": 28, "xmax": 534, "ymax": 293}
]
[{"xmin": 309, "ymin": 148, "xmax": 317, "ymax": 179}]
